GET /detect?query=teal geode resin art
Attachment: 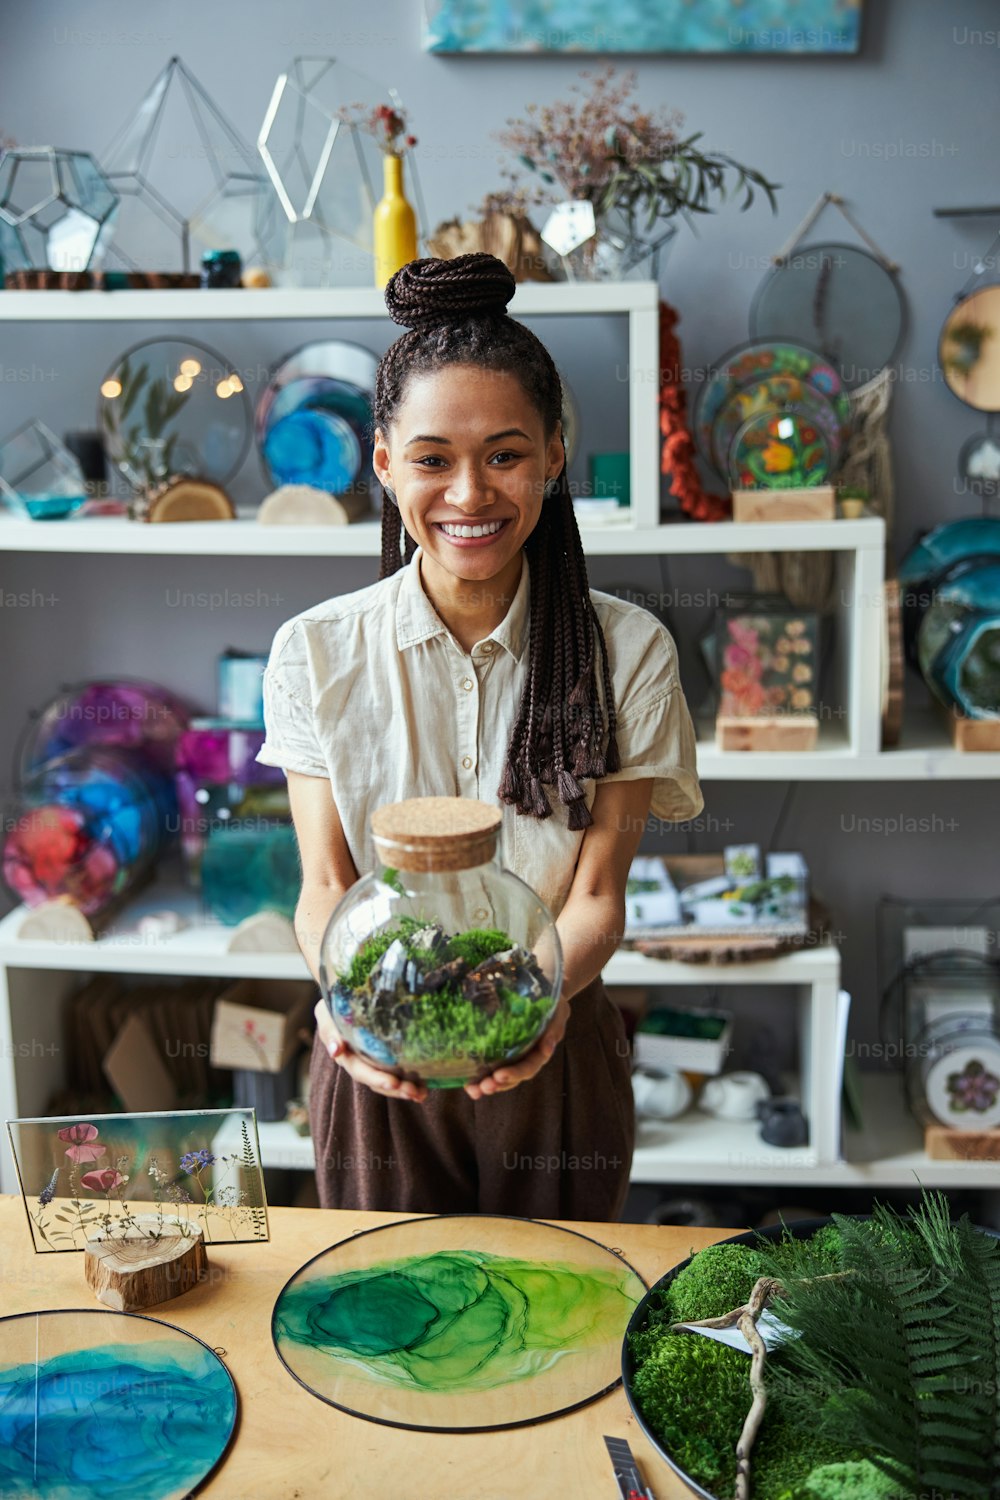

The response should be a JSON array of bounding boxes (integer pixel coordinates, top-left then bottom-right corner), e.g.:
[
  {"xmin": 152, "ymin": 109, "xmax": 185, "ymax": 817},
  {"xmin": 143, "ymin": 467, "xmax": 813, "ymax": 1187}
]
[
  {"xmin": 0, "ymin": 1309, "xmax": 237, "ymax": 1500},
  {"xmin": 272, "ymin": 1215, "xmax": 646, "ymax": 1430}
]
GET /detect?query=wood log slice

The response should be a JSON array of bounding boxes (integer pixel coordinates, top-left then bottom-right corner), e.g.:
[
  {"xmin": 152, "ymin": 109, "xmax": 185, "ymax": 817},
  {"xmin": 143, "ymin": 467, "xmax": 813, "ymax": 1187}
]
[
  {"xmin": 84, "ymin": 1216, "xmax": 207, "ymax": 1311},
  {"xmin": 147, "ymin": 477, "xmax": 236, "ymax": 523},
  {"xmin": 257, "ymin": 484, "xmax": 370, "ymax": 525},
  {"xmin": 226, "ymin": 910, "xmax": 301, "ymax": 952}
]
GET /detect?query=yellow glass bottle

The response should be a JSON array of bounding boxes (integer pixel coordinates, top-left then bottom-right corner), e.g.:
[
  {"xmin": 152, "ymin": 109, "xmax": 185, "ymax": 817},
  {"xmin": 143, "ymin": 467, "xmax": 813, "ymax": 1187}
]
[{"xmin": 373, "ymin": 153, "xmax": 417, "ymax": 289}]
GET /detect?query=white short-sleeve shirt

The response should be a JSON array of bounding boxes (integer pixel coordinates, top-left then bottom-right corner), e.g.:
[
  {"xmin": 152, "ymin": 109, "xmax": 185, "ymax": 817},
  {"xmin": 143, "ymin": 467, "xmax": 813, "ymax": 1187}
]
[{"xmin": 257, "ymin": 546, "xmax": 703, "ymax": 919}]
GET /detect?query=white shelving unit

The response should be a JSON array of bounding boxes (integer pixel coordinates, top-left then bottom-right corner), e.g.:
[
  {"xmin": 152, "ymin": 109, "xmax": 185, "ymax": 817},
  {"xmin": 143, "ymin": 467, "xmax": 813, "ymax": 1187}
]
[
  {"xmin": 0, "ymin": 281, "xmax": 991, "ymax": 1203},
  {"xmin": 0, "ymin": 875, "xmax": 844, "ymax": 1189}
]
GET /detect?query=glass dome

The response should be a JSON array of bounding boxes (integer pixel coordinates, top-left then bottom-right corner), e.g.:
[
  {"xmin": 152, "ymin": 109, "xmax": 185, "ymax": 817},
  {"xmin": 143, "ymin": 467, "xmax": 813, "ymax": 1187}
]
[{"xmin": 318, "ymin": 797, "xmax": 562, "ymax": 1089}]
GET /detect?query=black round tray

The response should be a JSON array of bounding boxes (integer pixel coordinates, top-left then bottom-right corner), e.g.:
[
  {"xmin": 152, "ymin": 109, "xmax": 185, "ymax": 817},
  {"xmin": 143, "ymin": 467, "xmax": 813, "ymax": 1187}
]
[{"xmin": 621, "ymin": 1217, "xmax": 832, "ymax": 1500}]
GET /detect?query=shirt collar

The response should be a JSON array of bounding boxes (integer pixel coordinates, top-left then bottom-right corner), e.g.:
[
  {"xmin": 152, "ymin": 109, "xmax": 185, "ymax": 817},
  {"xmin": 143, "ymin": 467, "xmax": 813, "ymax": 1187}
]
[{"xmin": 395, "ymin": 545, "xmax": 531, "ymax": 662}]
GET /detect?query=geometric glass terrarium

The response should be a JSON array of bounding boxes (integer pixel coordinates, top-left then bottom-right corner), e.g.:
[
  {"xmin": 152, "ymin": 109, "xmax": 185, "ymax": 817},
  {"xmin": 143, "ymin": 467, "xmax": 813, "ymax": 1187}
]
[
  {"xmin": 319, "ymin": 797, "xmax": 562, "ymax": 1088},
  {"xmin": 0, "ymin": 419, "xmax": 88, "ymax": 520},
  {"xmin": 101, "ymin": 56, "xmax": 278, "ymax": 276},
  {"xmin": 256, "ymin": 56, "xmax": 428, "ymax": 286},
  {"xmin": 0, "ymin": 146, "xmax": 119, "ymax": 278}
]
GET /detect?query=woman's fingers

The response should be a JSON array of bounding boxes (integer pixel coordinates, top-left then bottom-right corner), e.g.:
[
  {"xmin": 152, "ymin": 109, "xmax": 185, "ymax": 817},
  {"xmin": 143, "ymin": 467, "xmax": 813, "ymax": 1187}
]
[
  {"xmin": 336, "ymin": 1051, "xmax": 428, "ymax": 1103},
  {"xmin": 313, "ymin": 996, "xmax": 343, "ymax": 1056},
  {"xmin": 465, "ymin": 996, "xmax": 570, "ymax": 1098},
  {"xmin": 313, "ymin": 997, "xmax": 427, "ymax": 1101}
]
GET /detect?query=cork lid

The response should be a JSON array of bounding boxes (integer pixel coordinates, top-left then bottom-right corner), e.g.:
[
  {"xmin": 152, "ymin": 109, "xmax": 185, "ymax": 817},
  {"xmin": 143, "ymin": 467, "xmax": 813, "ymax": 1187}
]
[{"xmin": 370, "ymin": 796, "xmax": 502, "ymax": 873}]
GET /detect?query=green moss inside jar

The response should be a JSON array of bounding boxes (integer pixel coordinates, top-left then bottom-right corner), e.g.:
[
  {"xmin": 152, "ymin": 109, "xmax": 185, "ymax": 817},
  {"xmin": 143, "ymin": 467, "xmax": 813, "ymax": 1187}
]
[{"xmin": 319, "ymin": 797, "xmax": 562, "ymax": 1087}]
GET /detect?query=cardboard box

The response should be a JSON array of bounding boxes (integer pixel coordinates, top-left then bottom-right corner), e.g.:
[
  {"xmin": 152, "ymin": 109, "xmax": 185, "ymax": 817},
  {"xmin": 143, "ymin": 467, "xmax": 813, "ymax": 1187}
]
[{"xmin": 210, "ymin": 979, "xmax": 315, "ymax": 1074}]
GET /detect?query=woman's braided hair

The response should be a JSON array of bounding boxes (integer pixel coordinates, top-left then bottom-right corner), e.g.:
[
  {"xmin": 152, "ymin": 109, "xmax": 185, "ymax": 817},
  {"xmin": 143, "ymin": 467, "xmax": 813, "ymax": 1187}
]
[{"xmin": 374, "ymin": 252, "xmax": 620, "ymax": 831}]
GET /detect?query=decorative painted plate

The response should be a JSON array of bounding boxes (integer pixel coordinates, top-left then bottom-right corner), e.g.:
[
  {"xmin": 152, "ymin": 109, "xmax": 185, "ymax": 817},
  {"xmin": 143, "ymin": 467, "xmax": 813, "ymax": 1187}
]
[
  {"xmin": 272, "ymin": 1214, "xmax": 646, "ymax": 1431},
  {"xmin": 255, "ymin": 340, "xmax": 378, "ymax": 495},
  {"xmin": 0, "ymin": 1308, "xmax": 237, "ymax": 1500},
  {"xmin": 710, "ymin": 375, "xmax": 845, "ymax": 479},
  {"xmin": 694, "ymin": 340, "xmax": 850, "ymax": 467},
  {"xmin": 751, "ymin": 242, "xmax": 905, "ymax": 390},
  {"xmin": 727, "ymin": 406, "xmax": 836, "ymax": 490},
  {"xmin": 98, "ymin": 337, "xmax": 252, "ymax": 494}
]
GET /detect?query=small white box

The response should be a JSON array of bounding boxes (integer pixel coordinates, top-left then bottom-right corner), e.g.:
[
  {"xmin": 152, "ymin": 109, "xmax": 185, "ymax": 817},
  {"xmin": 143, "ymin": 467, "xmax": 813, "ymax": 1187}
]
[{"xmin": 634, "ymin": 1006, "xmax": 734, "ymax": 1076}]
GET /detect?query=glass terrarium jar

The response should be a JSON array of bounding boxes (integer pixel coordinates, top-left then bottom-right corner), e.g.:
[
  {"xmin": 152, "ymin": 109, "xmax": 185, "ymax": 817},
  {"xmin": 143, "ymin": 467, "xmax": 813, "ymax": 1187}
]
[{"xmin": 319, "ymin": 797, "xmax": 563, "ymax": 1088}]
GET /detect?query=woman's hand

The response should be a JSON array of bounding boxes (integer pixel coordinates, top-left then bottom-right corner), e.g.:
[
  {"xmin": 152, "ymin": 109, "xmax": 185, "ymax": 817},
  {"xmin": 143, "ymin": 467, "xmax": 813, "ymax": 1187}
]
[
  {"xmin": 313, "ymin": 997, "xmax": 429, "ymax": 1103},
  {"xmin": 463, "ymin": 993, "xmax": 571, "ymax": 1100}
]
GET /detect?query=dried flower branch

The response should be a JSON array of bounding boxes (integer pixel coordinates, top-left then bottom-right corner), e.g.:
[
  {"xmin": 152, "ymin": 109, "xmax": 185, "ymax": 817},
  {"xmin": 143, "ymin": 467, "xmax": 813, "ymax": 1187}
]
[
  {"xmin": 494, "ymin": 65, "xmax": 779, "ymax": 243},
  {"xmin": 337, "ymin": 100, "xmax": 417, "ymax": 157}
]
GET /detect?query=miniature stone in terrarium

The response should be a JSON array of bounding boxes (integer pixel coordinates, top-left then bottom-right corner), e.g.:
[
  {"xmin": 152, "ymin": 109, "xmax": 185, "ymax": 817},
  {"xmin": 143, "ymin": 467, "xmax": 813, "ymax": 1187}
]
[{"xmin": 318, "ymin": 797, "xmax": 562, "ymax": 1087}]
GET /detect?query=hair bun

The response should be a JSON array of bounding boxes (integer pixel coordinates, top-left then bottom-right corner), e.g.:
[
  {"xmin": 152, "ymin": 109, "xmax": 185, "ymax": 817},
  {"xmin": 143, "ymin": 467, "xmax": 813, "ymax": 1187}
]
[{"xmin": 384, "ymin": 253, "xmax": 516, "ymax": 331}]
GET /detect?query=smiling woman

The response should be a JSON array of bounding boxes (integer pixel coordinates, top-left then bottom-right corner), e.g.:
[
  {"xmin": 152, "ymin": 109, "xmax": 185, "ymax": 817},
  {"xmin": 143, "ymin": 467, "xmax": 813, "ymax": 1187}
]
[{"xmin": 257, "ymin": 253, "xmax": 703, "ymax": 1220}]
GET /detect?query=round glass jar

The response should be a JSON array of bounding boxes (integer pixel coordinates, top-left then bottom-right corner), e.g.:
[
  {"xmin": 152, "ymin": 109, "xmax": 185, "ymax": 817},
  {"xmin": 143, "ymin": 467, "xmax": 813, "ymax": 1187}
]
[{"xmin": 318, "ymin": 797, "xmax": 563, "ymax": 1088}]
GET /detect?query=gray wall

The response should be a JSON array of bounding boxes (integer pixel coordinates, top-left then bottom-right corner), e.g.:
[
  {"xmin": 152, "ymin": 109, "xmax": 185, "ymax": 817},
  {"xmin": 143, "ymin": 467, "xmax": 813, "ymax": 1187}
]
[{"xmin": 0, "ymin": 0, "xmax": 998, "ymax": 1071}]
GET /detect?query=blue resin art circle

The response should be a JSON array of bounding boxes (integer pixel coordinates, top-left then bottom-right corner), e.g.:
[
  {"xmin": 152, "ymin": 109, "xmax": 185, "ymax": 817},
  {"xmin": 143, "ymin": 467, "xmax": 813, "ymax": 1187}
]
[{"xmin": 0, "ymin": 1308, "xmax": 237, "ymax": 1500}]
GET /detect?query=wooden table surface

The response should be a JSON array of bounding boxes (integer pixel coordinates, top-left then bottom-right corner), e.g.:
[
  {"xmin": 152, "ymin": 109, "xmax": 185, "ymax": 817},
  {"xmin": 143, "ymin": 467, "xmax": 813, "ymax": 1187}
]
[{"xmin": 0, "ymin": 1194, "xmax": 731, "ymax": 1500}]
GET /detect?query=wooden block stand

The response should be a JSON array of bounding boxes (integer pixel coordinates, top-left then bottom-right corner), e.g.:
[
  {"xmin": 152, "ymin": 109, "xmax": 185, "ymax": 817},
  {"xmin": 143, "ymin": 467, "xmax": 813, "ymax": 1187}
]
[
  {"xmin": 84, "ymin": 1217, "xmax": 207, "ymax": 1310},
  {"xmin": 925, "ymin": 1124, "xmax": 1000, "ymax": 1161},
  {"xmin": 716, "ymin": 714, "xmax": 819, "ymax": 752},
  {"xmin": 942, "ymin": 706, "xmax": 1000, "ymax": 752},
  {"xmin": 731, "ymin": 486, "xmax": 835, "ymax": 523}
]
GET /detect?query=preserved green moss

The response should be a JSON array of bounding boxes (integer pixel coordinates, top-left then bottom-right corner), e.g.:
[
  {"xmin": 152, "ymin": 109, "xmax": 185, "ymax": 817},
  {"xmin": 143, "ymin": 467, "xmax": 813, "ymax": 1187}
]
[{"xmin": 667, "ymin": 1243, "xmax": 767, "ymax": 1323}]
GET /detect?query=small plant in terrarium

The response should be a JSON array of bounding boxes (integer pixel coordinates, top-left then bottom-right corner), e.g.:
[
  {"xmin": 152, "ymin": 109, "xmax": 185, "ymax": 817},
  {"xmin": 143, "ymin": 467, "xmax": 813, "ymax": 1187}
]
[
  {"xmin": 99, "ymin": 352, "xmax": 191, "ymax": 496},
  {"xmin": 320, "ymin": 797, "xmax": 563, "ymax": 1089},
  {"xmin": 324, "ymin": 912, "xmax": 557, "ymax": 1087}
]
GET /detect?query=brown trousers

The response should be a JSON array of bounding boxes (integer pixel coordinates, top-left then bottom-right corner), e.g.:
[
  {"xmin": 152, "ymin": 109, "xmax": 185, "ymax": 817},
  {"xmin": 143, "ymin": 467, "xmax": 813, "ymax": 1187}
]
[{"xmin": 307, "ymin": 973, "xmax": 635, "ymax": 1220}]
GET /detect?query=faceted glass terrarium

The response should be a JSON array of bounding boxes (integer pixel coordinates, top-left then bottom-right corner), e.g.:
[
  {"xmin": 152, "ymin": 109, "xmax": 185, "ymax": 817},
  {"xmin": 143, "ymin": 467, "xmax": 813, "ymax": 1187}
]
[
  {"xmin": 319, "ymin": 797, "xmax": 562, "ymax": 1088},
  {"xmin": 101, "ymin": 56, "xmax": 279, "ymax": 276},
  {"xmin": 256, "ymin": 56, "xmax": 428, "ymax": 287},
  {"xmin": 541, "ymin": 201, "xmax": 677, "ymax": 283},
  {"xmin": 0, "ymin": 419, "xmax": 88, "ymax": 520},
  {"xmin": 0, "ymin": 147, "xmax": 119, "ymax": 277}
]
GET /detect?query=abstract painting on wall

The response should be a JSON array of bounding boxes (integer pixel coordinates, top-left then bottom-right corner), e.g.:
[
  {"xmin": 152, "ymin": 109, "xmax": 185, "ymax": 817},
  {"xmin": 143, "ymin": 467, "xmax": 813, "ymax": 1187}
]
[
  {"xmin": 423, "ymin": 0, "xmax": 864, "ymax": 54},
  {"xmin": 7, "ymin": 1108, "xmax": 268, "ymax": 1252}
]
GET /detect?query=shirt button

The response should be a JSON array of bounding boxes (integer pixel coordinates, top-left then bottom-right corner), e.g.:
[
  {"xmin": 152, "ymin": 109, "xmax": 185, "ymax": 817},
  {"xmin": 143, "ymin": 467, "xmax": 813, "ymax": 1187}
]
[
  {"xmin": 462, "ymin": 755, "xmax": 473, "ymax": 769},
  {"xmin": 481, "ymin": 642, "xmax": 494, "ymax": 653},
  {"xmin": 462, "ymin": 678, "xmax": 473, "ymax": 691}
]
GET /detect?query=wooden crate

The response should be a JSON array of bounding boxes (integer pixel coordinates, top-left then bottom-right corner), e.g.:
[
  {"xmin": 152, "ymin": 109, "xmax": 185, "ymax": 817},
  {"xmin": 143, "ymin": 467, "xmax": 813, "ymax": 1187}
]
[
  {"xmin": 716, "ymin": 714, "xmax": 819, "ymax": 752},
  {"xmin": 731, "ymin": 486, "xmax": 835, "ymax": 523}
]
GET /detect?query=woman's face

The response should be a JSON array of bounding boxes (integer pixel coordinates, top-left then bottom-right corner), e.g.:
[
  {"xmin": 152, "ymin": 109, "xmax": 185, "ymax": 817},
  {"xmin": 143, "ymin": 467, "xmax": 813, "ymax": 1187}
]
[{"xmin": 372, "ymin": 364, "xmax": 564, "ymax": 586}]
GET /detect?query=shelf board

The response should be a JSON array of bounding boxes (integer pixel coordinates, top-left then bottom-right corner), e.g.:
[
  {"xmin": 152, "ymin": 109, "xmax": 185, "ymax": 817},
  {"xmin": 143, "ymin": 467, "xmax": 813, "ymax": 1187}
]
[
  {"xmin": 0, "ymin": 879, "xmax": 839, "ymax": 983},
  {"xmin": 0, "ymin": 511, "xmax": 885, "ymax": 557},
  {"xmin": 0, "ymin": 282, "xmax": 661, "ymax": 321},
  {"xmin": 697, "ymin": 706, "xmax": 1000, "ymax": 780},
  {"xmin": 632, "ymin": 1072, "xmax": 1000, "ymax": 1188},
  {"xmin": 247, "ymin": 1073, "xmax": 998, "ymax": 1187}
]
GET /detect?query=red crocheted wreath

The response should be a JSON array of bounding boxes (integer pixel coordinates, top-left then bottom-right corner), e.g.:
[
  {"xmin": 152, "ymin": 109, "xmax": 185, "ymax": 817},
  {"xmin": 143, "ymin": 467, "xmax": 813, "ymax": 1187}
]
[{"xmin": 659, "ymin": 299, "xmax": 731, "ymax": 522}]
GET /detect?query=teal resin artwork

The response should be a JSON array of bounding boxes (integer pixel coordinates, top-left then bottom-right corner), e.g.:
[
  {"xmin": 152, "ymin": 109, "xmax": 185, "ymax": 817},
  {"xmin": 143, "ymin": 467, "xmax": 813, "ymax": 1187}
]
[
  {"xmin": 272, "ymin": 1217, "xmax": 646, "ymax": 1430},
  {"xmin": 0, "ymin": 1310, "xmax": 237, "ymax": 1500},
  {"xmin": 424, "ymin": 0, "xmax": 863, "ymax": 54}
]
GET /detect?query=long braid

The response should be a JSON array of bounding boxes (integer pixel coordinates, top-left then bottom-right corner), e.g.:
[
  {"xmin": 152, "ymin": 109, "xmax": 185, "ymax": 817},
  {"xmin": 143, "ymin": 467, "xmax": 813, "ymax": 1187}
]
[{"xmin": 373, "ymin": 253, "xmax": 620, "ymax": 828}]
